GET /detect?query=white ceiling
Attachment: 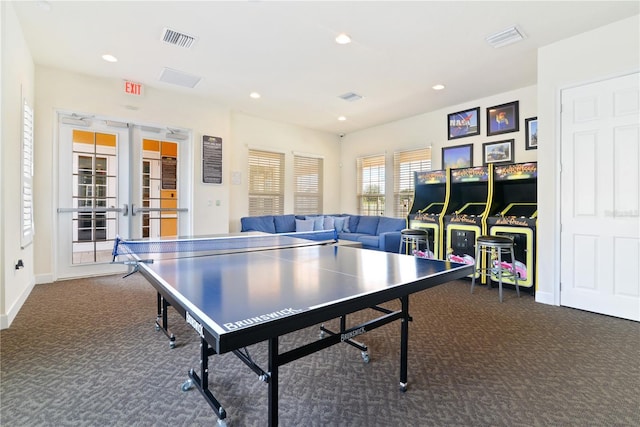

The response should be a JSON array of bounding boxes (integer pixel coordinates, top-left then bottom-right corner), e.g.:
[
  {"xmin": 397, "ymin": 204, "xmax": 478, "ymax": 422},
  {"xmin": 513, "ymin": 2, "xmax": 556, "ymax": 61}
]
[{"xmin": 12, "ymin": 1, "xmax": 639, "ymax": 135}]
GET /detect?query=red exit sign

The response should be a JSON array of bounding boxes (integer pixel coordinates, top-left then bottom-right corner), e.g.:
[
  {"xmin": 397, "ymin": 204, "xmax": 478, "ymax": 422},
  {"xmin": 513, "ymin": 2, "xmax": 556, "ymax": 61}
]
[{"xmin": 124, "ymin": 80, "xmax": 143, "ymax": 96}]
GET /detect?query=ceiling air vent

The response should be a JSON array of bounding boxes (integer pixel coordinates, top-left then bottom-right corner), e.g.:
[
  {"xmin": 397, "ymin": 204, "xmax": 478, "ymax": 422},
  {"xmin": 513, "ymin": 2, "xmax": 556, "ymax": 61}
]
[
  {"xmin": 486, "ymin": 26, "xmax": 525, "ymax": 48},
  {"xmin": 159, "ymin": 67, "xmax": 202, "ymax": 88},
  {"xmin": 339, "ymin": 92, "xmax": 364, "ymax": 102},
  {"xmin": 161, "ymin": 27, "xmax": 196, "ymax": 49}
]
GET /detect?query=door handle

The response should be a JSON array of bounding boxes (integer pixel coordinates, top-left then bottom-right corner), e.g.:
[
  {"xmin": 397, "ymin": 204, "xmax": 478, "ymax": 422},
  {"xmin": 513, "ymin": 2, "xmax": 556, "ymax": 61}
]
[{"xmin": 57, "ymin": 204, "xmax": 129, "ymax": 215}]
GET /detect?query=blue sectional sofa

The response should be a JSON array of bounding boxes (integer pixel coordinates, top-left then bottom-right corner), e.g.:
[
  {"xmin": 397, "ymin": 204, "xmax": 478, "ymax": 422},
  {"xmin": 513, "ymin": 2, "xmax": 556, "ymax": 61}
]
[{"xmin": 240, "ymin": 214, "xmax": 406, "ymax": 252}]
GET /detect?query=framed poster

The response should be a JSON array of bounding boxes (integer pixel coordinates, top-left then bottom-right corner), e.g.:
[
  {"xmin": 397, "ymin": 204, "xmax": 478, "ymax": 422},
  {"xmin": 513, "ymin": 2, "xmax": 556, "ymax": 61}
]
[
  {"xmin": 487, "ymin": 101, "xmax": 519, "ymax": 136},
  {"xmin": 447, "ymin": 107, "xmax": 480, "ymax": 140},
  {"xmin": 525, "ymin": 117, "xmax": 538, "ymax": 150},
  {"xmin": 482, "ymin": 139, "xmax": 514, "ymax": 166},
  {"xmin": 442, "ymin": 143, "xmax": 473, "ymax": 169},
  {"xmin": 202, "ymin": 135, "xmax": 223, "ymax": 184}
]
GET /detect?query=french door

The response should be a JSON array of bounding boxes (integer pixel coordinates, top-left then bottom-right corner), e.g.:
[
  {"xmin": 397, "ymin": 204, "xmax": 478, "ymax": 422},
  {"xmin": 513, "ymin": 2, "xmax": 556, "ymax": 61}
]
[{"xmin": 56, "ymin": 114, "xmax": 190, "ymax": 279}]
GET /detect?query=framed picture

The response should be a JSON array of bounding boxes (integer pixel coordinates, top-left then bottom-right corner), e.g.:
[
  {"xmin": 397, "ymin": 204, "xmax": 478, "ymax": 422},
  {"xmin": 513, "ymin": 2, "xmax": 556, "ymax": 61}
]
[
  {"xmin": 525, "ymin": 117, "xmax": 538, "ymax": 150},
  {"xmin": 487, "ymin": 101, "xmax": 519, "ymax": 136},
  {"xmin": 442, "ymin": 143, "xmax": 473, "ymax": 169},
  {"xmin": 482, "ymin": 139, "xmax": 514, "ymax": 166},
  {"xmin": 447, "ymin": 107, "xmax": 480, "ymax": 140}
]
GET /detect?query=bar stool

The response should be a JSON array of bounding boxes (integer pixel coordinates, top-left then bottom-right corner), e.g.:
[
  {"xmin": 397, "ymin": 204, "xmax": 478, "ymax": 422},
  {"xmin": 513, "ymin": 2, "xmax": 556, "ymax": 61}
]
[
  {"xmin": 399, "ymin": 229, "xmax": 430, "ymax": 258},
  {"xmin": 470, "ymin": 235, "xmax": 520, "ymax": 302}
]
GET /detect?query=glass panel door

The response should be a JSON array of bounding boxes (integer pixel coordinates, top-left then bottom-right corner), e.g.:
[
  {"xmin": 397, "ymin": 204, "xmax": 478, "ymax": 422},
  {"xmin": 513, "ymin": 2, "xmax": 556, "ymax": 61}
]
[
  {"xmin": 57, "ymin": 117, "xmax": 131, "ymax": 278},
  {"xmin": 56, "ymin": 115, "xmax": 191, "ymax": 279}
]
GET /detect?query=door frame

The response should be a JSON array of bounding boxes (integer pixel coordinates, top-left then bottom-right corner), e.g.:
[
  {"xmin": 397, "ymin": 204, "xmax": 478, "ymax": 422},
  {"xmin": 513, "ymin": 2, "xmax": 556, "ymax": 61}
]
[
  {"xmin": 557, "ymin": 71, "xmax": 640, "ymax": 319},
  {"xmin": 53, "ymin": 110, "xmax": 193, "ymax": 280}
]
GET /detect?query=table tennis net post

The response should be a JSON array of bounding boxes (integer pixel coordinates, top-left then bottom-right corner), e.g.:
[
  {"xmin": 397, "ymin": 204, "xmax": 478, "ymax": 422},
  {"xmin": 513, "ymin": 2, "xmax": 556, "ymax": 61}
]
[{"xmin": 112, "ymin": 234, "xmax": 331, "ymax": 262}]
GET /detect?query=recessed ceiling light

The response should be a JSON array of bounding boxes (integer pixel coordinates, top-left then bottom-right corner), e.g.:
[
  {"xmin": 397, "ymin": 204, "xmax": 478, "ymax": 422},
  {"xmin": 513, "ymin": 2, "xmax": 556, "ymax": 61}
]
[
  {"xmin": 432, "ymin": 84, "xmax": 445, "ymax": 91},
  {"xmin": 102, "ymin": 54, "xmax": 118, "ymax": 63},
  {"xmin": 338, "ymin": 116, "xmax": 347, "ymax": 121},
  {"xmin": 335, "ymin": 33, "xmax": 352, "ymax": 45},
  {"xmin": 250, "ymin": 92, "xmax": 261, "ymax": 99}
]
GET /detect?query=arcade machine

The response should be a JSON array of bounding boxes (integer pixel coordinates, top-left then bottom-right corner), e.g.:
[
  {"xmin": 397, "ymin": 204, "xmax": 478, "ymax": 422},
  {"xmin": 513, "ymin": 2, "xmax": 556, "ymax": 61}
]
[
  {"xmin": 407, "ymin": 170, "xmax": 447, "ymax": 259},
  {"xmin": 443, "ymin": 166, "xmax": 492, "ymax": 278},
  {"xmin": 487, "ymin": 162, "xmax": 538, "ymax": 291}
]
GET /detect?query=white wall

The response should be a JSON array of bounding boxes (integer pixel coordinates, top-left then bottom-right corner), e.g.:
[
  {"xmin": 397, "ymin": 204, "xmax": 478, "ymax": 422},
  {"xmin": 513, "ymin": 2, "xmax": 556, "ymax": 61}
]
[
  {"xmin": 340, "ymin": 85, "xmax": 538, "ymax": 215},
  {"xmin": 33, "ymin": 66, "xmax": 232, "ymax": 284},
  {"xmin": 536, "ymin": 14, "xmax": 640, "ymax": 305},
  {"xmin": 33, "ymin": 68, "xmax": 340, "ymax": 281},
  {"xmin": 0, "ymin": 2, "xmax": 36, "ymax": 328},
  {"xmin": 229, "ymin": 113, "xmax": 341, "ymax": 232}
]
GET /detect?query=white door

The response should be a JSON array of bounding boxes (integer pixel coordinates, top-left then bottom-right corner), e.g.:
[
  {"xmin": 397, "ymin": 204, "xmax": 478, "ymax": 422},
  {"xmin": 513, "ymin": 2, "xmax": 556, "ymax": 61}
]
[
  {"xmin": 560, "ymin": 72, "xmax": 640, "ymax": 321},
  {"xmin": 56, "ymin": 115, "xmax": 191, "ymax": 279},
  {"xmin": 56, "ymin": 115, "xmax": 133, "ymax": 278}
]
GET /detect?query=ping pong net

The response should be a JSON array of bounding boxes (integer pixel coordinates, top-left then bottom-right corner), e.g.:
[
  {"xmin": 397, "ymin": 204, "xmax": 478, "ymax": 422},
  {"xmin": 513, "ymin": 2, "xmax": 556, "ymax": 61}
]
[{"xmin": 112, "ymin": 233, "xmax": 334, "ymax": 264}]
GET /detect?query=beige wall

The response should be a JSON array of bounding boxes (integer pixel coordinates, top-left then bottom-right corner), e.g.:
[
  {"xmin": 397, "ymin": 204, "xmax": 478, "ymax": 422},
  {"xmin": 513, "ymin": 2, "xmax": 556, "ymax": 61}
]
[
  {"xmin": 1, "ymin": 2, "xmax": 36, "ymax": 328},
  {"xmin": 536, "ymin": 14, "xmax": 640, "ymax": 305},
  {"xmin": 339, "ymin": 85, "xmax": 538, "ymax": 215},
  {"xmin": 229, "ymin": 113, "xmax": 341, "ymax": 232},
  {"xmin": 33, "ymin": 66, "xmax": 232, "ymax": 284}
]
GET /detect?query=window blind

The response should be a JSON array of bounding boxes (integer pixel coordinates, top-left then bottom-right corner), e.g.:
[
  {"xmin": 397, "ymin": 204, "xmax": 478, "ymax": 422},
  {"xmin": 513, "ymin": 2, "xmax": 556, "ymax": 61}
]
[
  {"xmin": 21, "ymin": 99, "xmax": 35, "ymax": 248},
  {"xmin": 294, "ymin": 155, "xmax": 323, "ymax": 215},
  {"xmin": 393, "ymin": 148, "xmax": 431, "ymax": 218},
  {"xmin": 248, "ymin": 149, "xmax": 284, "ymax": 216},
  {"xmin": 356, "ymin": 154, "xmax": 385, "ymax": 216}
]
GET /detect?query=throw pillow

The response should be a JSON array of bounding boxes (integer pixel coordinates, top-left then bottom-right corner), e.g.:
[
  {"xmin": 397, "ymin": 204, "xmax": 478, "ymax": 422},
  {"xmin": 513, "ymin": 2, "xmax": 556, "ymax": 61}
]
[
  {"xmin": 333, "ymin": 217, "xmax": 346, "ymax": 232},
  {"xmin": 295, "ymin": 218, "xmax": 314, "ymax": 232},
  {"xmin": 341, "ymin": 215, "xmax": 351, "ymax": 232},
  {"xmin": 323, "ymin": 216, "xmax": 335, "ymax": 231},
  {"xmin": 305, "ymin": 215, "xmax": 325, "ymax": 231}
]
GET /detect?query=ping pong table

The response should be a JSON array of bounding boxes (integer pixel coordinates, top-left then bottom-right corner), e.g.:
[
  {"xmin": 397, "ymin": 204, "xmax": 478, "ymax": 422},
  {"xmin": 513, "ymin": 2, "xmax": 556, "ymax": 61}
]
[{"xmin": 113, "ymin": 233, "xmax": 474, "ymax": 426}]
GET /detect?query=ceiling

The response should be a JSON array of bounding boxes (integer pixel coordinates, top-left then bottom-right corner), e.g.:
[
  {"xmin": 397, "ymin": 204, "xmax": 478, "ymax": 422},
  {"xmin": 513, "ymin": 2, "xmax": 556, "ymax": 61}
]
[{"xmin": 12, "ymin": 1, "xmax": 639, "ymax": 135}]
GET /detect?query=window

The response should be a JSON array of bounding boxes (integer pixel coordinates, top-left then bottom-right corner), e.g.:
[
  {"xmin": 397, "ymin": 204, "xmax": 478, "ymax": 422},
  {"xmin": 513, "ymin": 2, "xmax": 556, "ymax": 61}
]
[
  {"xmin": 21, "ymin": 99, "xmax": 34, "ymax": 248},
  {"xmin": 357, "ymin": 154, "xmax": 385, "ymax": 216},
  {"xmin": 393, "ymin": 148, "xmax": 432, "ymax": 218},
  {"xmin": 248, "ymin": 149, "xmax": 284, "ymax": 216},
  {"xmin": 294, "ymin": 155, "xmax": 323, "ymax": 215}
]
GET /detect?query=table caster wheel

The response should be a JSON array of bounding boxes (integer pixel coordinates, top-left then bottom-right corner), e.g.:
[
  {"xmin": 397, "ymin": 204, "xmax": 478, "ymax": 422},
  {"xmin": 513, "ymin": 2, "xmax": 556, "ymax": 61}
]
[
  {"xmin": 155, "ymin": 324, "xmax": 160, "ymax": 331},
  {"xmin": 399, "ymin": 382, "xmax": 407, "ymax": 392},
  {"xmin": 181, "ymin": 379, "xmax": 193, "ymax": 392},
  {"xmin": 361, "ymin": 351, "xmax": 370, "ymax": 363},
  {"xmin": 169, "ymin": 340, "xmax": 176, "ymax": 349},
  {"xmin": 319, "ymin": 330, "xmax": 325, "ymax": 339},
  {"xmin": 216, "ymin": 420, "xmax": 227, "ymax": 427}
]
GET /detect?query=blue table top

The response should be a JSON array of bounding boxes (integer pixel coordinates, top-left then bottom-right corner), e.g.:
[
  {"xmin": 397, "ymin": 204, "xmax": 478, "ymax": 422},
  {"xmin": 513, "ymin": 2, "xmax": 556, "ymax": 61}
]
[{"xmin": 137, "ymin": 244, "xmax": 473, "ymax": 353}]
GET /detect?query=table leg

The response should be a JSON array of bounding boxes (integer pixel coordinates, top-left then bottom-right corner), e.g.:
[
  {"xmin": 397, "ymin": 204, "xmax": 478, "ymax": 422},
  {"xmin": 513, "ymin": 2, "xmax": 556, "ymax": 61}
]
[
  {"xmin": 399, "ymin": 295, "xmax": 409, "ymax": 392},
  {"xmin": 268, "ymin": 336, "xmax": 279, "ymax": 427}
]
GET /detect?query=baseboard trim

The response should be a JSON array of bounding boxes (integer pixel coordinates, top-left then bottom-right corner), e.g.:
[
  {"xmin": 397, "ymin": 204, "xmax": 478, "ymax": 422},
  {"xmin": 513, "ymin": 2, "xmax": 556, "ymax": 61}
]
[
  {"xmin": 0, "ymin": 278, "xmax": 36, "ymax": 330},
  {"xmin": 535, "ymin": 290, "xmax": 556, "ymax": 306}
]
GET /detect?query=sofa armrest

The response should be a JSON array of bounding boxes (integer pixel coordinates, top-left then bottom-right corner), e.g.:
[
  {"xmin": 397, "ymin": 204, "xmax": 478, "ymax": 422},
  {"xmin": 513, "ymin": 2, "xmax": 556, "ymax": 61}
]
[{"xmin": 379, "ymin": 231, "xmax": 401, "ymax": 253}]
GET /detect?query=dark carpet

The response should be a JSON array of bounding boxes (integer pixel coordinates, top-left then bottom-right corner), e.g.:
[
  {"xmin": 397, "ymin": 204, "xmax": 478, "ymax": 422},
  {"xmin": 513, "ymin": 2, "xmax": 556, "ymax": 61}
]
[{"xmin": 1, "ymin": 274, "xmax": 639, "ymax": 426}]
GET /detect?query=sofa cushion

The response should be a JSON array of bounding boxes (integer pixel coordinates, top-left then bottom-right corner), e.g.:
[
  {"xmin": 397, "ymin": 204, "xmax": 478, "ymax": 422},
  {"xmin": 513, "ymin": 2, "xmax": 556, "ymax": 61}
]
[
  {"xmin": 241, "ymin": 215, "xmax": 275, "ymax": 233},
  {"xmin": 295, "ymin": 218, "xmax": 315, "ymax": 232},
  {"xmin": 338, "ymin": 232, "xmax": 367, "ymax": 242},
  {"xmin": 357, "ymin": 235, "xmax": 380, "ymax": 249},
  {"xmin": 356, "ymin": 216, "xmax": 379, "ymax": 235},
  {"xmin": 274, "ymin": 214, "xmax": 296, "ymax": 233},
  {"xmin": 377, "ymin": 216, "xmax": 405, "ymax": 234}
]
